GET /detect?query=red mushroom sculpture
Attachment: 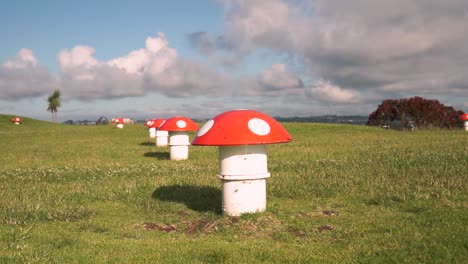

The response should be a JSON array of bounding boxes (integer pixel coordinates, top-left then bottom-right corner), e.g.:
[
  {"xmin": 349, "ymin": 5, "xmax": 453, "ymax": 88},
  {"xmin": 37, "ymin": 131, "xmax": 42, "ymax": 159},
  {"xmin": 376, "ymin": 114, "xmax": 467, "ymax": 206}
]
[
  {"xmin": 145, "ymin": 120, "xmax": 157, "ymax": 138},
  {"xmin": 12, "ymin": 117, "xmax": 23, "ymax": 125},
  {"xmin": 158, "ymin": 116, "xmax": 199, "ymax": 160},
  {"xmin": 192, "ymin": 109, "xmax": 292, "ymax": 216},
  {"xmin": 151, "ymin": 118, "xmax": 168, "ymax": 147},
  {"xmin": 461, "ymin": 113, "xmax": 468, "ymax": 131},
  {"xmin": 114, "ymin": 118, "xmax": 125, "ymax": 129}
]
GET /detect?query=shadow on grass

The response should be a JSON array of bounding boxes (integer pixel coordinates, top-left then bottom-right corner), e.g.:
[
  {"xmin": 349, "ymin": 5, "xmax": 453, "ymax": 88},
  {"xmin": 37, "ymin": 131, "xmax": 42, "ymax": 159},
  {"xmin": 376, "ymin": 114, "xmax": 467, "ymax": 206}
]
[
  {"xmin": 140, "ymin": 141, "xmax": 155, "ymax": 146},
  {"xmin": 144, "ymin": 151, "xmax": 170, "ymax": 160},
  {"xmin": 152, "ymin": 185, "xmax": 222, "ymax": 214}
]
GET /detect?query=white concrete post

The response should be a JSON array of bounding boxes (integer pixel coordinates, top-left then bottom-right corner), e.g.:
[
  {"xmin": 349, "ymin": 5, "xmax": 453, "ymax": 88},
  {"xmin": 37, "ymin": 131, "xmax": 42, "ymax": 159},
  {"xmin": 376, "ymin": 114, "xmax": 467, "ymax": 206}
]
[
  {"xmin": 156, "ymin": 130, "xmax": 169, "ymax": 147},
  {"xmin": 217, "ymin": 145, "xmax": 270, "ymax": 216},
  {"xmin": 168, "ymin": 131, "xmax": 190, "ymax": 160},
  {"xmin": 149, "ymin": 127, "xmax": 156, "ymax": 138}
]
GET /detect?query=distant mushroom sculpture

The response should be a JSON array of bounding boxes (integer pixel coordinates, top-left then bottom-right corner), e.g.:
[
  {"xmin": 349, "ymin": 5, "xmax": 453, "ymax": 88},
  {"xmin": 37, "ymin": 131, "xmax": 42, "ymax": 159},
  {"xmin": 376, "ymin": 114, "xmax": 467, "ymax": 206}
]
[
  {"xmin": 192, "ymin": 109, "xmax": 292, "ymax": 216},
  {"xmin": 158, "ymin": 116, "xmax": 199, "ymax": 160},
  {"xmin": 12, "ymin": 117, "xmax": 23, "ymax": 125},
  {"xmin": 145, "ymin": 120, "xmax": 157, "ymax": 138},
  {"xmin": 461, "ymin": 113, "xmax": 468, "ymax": 131},
  {"xmin": 114, "ymin": 118, "xmax": 125, "ymax": 129},
  {"xmin": 152, "ymin": 118, "xmax": 168, "ymax": 147}
]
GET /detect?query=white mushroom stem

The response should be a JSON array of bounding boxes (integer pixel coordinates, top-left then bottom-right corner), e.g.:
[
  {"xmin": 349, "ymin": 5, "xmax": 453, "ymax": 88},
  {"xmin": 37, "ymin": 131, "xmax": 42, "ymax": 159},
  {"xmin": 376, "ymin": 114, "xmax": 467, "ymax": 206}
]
[
  {"xmin": 156, "ymin": 130, "xmax": 169, "ymax": 147},
  {"xmin": 168, "ymin": 131, "xmax": 190, "ymax": 160},
  {"xmin": 464, "ymin": 121, "xmax": 468, "ymax": 131},
  {"xmin": 117, "ymin": 123, "xmax": 124, "ymax": 129},
  {"xmin": 217, "ymin": 145, "xmax": 270, "ymax": 216},
  {"xmin": 149, "ymin": 127, "xmax": 156, "ymax": 138},
  {"xmin": 14, "ymin": 122, "xmax": 20, "ymax": 125}
]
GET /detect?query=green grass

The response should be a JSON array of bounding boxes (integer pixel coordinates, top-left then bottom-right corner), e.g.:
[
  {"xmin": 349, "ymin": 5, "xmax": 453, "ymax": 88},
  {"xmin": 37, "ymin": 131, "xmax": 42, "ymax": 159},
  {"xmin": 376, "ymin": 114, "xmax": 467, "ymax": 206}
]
[{"xmin": 0, "ymin": 114, "xmax": 467, "ymax": 263}]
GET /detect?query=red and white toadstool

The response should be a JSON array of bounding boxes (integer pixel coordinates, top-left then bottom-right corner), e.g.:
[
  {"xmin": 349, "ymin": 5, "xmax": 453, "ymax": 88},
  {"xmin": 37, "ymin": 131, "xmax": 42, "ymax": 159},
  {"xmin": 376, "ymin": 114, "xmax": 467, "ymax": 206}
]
[
  {"xmin": 461, "ymin": 113, "xmax": 468, "ymax": 131},
  {"xmin": 114, "ymin": 118, "xmax": 125, "ymax": 129},
  {"xmin": 145, "ymin": 120, "xmax": 157, "ymax": 138},
  {"xmin": 158, "ymin": 116, "xmax": 199, "ymax": 160},
  {"xmin": 12, "ymin": 117, "xmax": 23, "ymax": 125},
  {"xmin": 191, "ymin": 109, "xmax": 292, "ymax": 216},
  {"xmin": 151, "ymin": 118, "xmax": 168, "ymax": 146}
]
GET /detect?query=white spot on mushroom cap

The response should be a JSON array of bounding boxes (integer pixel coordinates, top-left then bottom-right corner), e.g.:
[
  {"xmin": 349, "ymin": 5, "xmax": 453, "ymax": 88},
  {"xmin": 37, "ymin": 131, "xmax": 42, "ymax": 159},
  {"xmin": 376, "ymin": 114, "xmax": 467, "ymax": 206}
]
[
  {"xmin": 176, "ymin": 120, "xmax": 187, "ymax": 128},
  {"xmin": 248, "ymin": 118, "xmax": 270, "ymax": 136},
  {"xmin": 197, "ymin": 120, "xmax": 214, "ymax": 137}
]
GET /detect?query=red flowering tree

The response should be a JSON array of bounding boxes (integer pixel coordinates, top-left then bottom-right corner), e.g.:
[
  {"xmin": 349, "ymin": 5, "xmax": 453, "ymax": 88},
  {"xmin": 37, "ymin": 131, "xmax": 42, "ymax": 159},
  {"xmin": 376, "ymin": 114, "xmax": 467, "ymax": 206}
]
[{"xmin": 368, "ymin": 96, "xmax": 464, "ymax": 129}]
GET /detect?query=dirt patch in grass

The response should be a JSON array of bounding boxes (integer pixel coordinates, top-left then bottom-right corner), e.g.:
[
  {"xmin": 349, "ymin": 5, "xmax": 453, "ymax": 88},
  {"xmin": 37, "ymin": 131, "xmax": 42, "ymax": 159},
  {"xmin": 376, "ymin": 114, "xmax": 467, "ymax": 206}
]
[{"xmin": 142, "ymin": 216, "xmax": 240, "ymax": 234}]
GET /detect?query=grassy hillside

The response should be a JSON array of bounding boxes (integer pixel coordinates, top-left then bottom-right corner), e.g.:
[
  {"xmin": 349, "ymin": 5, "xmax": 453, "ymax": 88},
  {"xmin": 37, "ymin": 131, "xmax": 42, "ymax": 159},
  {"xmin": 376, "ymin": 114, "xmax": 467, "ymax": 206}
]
[{"xmin": 0, "ymin": 114, "xmax": 467, "ymax": 263}]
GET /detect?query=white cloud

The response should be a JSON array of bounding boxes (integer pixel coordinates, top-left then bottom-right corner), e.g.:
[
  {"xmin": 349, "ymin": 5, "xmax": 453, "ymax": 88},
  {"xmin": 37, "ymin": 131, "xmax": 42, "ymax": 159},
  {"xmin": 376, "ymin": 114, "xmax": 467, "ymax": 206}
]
[
  {"xmin": 221, "ymin": 0, "xmax": 307, "ymax": 53},
  {"xmin": 108, "ymin": 33, "xmax": 177, "ymax": 75},
  {"xmin": 59, "ymin": 65, "xmax": 145, "ymax": 100},
  {"xmin": 54, "ymin": 32, "xmax": 230, "ymax": 100},
  {"xmin": 0, "ymin": 49, "xmax": 55, "ymax": 100},
  {"xmin": 258, "ymin": 64, "xmax": 303, "ymax": 90},
  {"xmin": 0, "ymin": 33, "xmax": 234, "ymax": 104},
  {"xmin": 310, "ymin": 80, "xmax": 360, "ymax": 104},
  {"xmin": 57, "ymin": 46, "xmax": 99, "ymax": 69},
  {"xmin": 3, "ymin": 48, "xmax": 38, "ymax": 69},
  {"xmin": 214, "ymin": 0, "xmax": 468, "ymax": 106},
  {"xmin": 145, "ymin": 58, "xmax": 229, "ymax": 97}
]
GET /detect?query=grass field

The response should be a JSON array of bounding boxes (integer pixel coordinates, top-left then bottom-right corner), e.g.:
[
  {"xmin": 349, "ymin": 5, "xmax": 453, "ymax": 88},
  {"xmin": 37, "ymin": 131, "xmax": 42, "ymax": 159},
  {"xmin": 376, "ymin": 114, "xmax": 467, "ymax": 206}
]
[{"xmin": 0, "ymin": 114, "xmax": 467, "ymax": 263}]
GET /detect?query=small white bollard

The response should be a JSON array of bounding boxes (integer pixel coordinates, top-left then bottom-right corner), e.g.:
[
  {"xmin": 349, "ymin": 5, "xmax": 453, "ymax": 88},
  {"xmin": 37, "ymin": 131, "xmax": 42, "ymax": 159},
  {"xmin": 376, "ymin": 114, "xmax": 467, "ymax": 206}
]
[
  {"xmin": 156, "ymin": 130, "xmax": 169, "ymax": 147},
  {"xmin": 149, "ymin": 127, "xmax": 156, "ymax": 138},
  {"xmin": 169, "ymin": 132, "xmax": 190, "ymax": 160},
  {"xmin": 217, "ymin": 145, "xmax": 270, "ymax": 216},
  {"xmin": 221, "ymin": 179, "xmax": 267, "ymax": 215},
  {"xmin": 170, "ymin": 145, "xmax": 189, "ymax": 160}
]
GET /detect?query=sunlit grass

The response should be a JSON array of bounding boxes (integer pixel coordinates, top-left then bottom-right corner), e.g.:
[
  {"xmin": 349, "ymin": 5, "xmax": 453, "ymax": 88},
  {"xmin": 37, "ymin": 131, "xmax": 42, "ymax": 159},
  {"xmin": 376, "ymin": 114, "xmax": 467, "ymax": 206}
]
[{"xmin": 0, "ymin": 114, "xmax": 467, "ymax": 263}]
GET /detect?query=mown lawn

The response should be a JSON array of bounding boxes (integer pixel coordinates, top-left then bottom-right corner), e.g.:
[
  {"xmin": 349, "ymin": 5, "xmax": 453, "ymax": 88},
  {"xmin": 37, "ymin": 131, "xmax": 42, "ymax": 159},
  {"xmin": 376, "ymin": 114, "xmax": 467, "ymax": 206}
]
[{"xmin": 0, "ymin": 114, "xmax": 467, "ymax": 263}]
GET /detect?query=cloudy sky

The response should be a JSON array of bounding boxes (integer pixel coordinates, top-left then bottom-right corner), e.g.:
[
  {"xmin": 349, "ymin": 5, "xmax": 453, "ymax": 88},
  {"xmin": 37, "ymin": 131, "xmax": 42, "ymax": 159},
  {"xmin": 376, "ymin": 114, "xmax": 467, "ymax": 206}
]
[{"xmin": 1, "ymin": 0, "xmax": 467, "ymax": 121}]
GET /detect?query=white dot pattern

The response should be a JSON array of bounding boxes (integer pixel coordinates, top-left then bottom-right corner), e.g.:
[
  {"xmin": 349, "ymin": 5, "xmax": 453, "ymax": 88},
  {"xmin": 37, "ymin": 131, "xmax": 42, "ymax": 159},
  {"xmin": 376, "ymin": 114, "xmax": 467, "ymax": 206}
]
[
  {"xmin": 197, "ymin": 120, "xmax": 214, "ymax": 136},
  {"xmin": 248, "ymin": 118, "xmax": 270, "ymax": 136},
  {"xmin": 176, "ymin": 120, "xmax": 187, "ymax": 128}
]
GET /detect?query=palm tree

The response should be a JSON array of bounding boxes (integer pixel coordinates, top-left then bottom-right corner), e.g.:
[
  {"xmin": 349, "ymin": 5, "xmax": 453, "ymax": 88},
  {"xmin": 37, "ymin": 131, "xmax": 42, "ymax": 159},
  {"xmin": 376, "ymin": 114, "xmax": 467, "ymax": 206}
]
[{"xmin": 47, "ymin": 89, "xmax": 61, "ymax": 123}]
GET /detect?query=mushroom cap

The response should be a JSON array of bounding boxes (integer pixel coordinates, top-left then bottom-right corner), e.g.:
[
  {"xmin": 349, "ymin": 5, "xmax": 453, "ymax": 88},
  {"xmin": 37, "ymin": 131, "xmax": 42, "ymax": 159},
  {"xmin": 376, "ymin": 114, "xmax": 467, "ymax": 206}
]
[
  {"xmin": 114, "ymin": 118, "xmax": 124, "ymax": 124},
  {"xmin": 12, "ymin": 117, "xmax": 22, "ymax": 123},
  {"xmin": 150, "ymin": 118, "xmax": 166, "ymax": 128},
  {"xmin": 158, "ymin": 116, "xmax": 199, "ymax": 132},
  {"xmin": 192, "ymin": 109, "xmax": 292, "ymax": 146},
  {"xmin": 145, "ymin": 120, "xmax": 154, "ymax": 127},
  {"xmin": 461, "ymin": 113, "xmax": 468, "ymax": 121}
]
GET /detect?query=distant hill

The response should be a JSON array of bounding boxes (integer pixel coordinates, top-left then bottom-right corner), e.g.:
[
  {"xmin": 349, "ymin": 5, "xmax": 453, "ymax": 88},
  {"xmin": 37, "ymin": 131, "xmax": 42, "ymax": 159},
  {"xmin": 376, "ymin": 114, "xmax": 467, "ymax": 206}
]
[
  {"xmin": 274, "ymin": 115, "xmax": 368, "ymax": 125},
  {"xmin": 59, "ymin": 115, "xmax": 369, "ymax": 126},
  {"xmin": 0, "ymin": 114, "xmax": 58, "ymax": 130}
]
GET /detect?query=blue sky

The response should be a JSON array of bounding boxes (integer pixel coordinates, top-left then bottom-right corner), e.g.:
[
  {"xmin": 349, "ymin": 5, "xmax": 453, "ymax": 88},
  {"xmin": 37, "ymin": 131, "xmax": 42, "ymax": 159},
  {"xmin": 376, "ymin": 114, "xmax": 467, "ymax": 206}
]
[
  {"xmin": 1, "ymin": 1, "xmax": 224, "ymax": 72},
  {"xmin": 1, "ymin": 0, "xmax": 467, "ymax": 122}
]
